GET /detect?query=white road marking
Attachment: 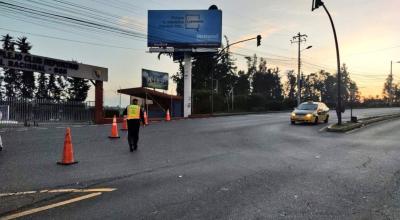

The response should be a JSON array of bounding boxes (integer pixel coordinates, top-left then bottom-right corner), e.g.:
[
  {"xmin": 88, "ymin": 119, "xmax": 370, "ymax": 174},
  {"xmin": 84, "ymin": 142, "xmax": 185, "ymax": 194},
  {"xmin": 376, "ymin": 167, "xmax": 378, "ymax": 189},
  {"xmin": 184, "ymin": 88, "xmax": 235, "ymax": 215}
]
[
  {"xmin": 0, "ymin": 192, "xmax": 102, "ymax": 220},
  {"xmin": 0, "ymin": 188, "xmax": 116, "ymax": 197}
]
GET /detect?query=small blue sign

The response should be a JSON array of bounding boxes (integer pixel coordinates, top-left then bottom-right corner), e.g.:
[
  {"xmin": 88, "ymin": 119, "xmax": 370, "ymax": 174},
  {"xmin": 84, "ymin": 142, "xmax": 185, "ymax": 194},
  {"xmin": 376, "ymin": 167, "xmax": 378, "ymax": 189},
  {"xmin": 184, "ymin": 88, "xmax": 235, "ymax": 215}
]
[{"xmin": 148, "ymin": 10, "xmax": 222, "ymax": 48}]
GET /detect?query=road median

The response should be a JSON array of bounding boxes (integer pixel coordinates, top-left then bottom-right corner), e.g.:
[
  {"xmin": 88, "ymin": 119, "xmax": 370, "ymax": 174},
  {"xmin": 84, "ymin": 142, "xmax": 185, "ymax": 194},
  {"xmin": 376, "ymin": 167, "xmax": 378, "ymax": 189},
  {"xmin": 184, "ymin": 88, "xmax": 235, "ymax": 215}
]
[{"xmin": 327, "ymin": 113, "xmax": 400, "ymax": 132}]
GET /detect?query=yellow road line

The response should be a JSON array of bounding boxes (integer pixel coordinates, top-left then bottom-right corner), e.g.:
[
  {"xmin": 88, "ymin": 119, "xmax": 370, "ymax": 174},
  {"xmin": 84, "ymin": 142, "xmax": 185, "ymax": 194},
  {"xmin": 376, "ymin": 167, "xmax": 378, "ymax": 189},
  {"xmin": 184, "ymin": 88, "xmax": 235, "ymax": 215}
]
[
  {"xmin": 0, "ymin": 188, "xmax": 116, "ymax": 197},
  {"xmin": 0, "ymin": 192, "xmax": 102, "ymax": 220}
]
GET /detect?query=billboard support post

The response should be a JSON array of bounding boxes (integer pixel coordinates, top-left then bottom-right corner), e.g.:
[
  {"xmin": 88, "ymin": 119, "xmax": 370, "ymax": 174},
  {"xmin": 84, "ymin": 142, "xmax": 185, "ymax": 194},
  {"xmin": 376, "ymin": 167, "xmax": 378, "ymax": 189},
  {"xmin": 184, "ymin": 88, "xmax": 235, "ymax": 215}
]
[{"xmin": 183, "ymin": 52, "xmax": 192, "ymax": 117}]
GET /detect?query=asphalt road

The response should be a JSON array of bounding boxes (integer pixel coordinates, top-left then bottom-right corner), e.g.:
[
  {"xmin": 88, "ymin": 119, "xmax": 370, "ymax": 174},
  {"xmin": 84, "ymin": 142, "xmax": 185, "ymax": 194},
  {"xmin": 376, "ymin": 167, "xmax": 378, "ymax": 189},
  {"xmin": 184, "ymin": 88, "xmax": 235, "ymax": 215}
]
[{"xmin": 1, "ymin": 108, "xmax": 400, "ymax": 219}]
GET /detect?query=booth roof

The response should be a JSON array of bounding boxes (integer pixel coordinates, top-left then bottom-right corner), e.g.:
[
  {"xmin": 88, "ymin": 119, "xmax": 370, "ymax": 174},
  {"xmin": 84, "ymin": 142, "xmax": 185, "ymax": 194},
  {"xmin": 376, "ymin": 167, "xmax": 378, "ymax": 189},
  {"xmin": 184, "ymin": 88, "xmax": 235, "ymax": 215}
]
[{"xmin": 117, "ymin": 87, "xmax": 182, "ymax": 100}]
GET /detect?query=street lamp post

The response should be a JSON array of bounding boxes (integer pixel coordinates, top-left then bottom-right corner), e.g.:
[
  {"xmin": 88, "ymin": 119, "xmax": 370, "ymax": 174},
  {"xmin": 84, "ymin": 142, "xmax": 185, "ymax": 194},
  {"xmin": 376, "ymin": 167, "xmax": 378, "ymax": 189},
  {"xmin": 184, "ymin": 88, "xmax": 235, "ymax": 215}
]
[{"xmin": 312, "ymin": 0, "xmax": 343, "ymax": 125}]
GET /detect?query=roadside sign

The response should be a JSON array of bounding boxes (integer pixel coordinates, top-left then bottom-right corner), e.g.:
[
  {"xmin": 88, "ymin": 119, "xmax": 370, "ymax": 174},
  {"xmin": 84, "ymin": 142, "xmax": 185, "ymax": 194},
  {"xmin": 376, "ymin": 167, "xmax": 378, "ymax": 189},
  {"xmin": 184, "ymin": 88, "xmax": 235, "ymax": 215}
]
[
  {"xmin": 147, "ymin": 10, "xmax": 222, "ymax": 48},
  {"xmin": 142, "ymin": 69, "xmax": 169, "ymax": 90},
  {"xmin": 0, "ymin": 49, "xmax": 108, "ymax": 81}
]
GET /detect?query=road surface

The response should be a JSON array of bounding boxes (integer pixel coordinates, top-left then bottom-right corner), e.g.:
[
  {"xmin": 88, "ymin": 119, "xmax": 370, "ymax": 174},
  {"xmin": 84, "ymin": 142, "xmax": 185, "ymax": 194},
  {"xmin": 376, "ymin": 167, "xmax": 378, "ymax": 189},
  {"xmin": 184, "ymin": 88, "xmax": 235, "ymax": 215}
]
[{"xmin": 1, "ymin": 108, "xmax": 400, "ymax": 219}]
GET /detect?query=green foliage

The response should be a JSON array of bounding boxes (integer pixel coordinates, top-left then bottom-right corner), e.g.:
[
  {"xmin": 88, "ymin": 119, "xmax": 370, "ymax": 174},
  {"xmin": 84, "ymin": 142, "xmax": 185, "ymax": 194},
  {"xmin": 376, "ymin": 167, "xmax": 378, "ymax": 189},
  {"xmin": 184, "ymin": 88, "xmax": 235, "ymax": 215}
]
[
  {"xmin": 1, "ymin": 34, "xmax": 22, "ymax": 98},
  {"xmin": 171, "ymin": 60, "xmax": 184, "ymax": 96},
  {"xmin": 251, "ymin": 57, "xmax": 283, "ymax": 101},
  {"xmin": 234, "ymin": 70, "xmax": 250, "ymax": 96},
  {"xmin": 36, "ymin": 73, "xmax": 49, "ymax": 99},
  {"xmin": 285, "ymin": 70, "xmax": 297, "ymax": 102},
  {"xmin": 17, "ymin": 36, "xmax": 36, "ymax": 99},
  {"xmin": 67, "ymin": 77, "xmax": 90, "ymax": 102}
]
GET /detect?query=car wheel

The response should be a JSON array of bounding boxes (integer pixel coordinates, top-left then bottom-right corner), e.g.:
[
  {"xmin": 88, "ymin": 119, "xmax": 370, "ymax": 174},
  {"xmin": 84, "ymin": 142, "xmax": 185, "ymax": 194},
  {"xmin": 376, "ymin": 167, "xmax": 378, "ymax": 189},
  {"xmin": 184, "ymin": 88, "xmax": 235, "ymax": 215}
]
[
  {"xmin": 314, "ymin": 117, "xmax": 319, "ymax": 125},
  {"xmin": 291, "ymin": 120, "xmax": 295, "ymax": 125},
  {"xmin": 324, "ymin": 115, "xmax": 329, "ymax": 123}
]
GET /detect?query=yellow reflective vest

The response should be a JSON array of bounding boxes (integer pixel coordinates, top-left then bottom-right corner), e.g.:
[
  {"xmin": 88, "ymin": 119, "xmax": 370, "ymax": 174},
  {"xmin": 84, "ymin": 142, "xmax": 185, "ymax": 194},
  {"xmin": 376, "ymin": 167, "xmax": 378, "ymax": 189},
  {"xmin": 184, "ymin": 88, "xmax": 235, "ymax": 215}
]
[{"xmin": 127, "ymin": 105, "xmax": 140, "ymax": 120}]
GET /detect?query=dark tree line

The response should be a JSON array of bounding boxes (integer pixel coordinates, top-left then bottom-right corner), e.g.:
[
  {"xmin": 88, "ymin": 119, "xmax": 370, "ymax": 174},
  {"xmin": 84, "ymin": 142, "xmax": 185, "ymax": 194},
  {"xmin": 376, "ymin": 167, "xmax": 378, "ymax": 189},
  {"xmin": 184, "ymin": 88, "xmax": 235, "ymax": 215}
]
[
  {"xmin": 0, "ymin": 34, "xmax": 90, "ymax": 102},
  {"xmin": 171, "ymin": 37, "xmax": 361, "ymax": 113}
]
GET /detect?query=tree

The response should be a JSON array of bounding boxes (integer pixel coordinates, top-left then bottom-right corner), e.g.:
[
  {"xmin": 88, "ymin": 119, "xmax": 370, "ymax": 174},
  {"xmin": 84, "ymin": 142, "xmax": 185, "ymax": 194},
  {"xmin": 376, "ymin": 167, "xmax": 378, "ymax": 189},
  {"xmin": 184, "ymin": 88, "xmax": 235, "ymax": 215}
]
[
  {"xmin": 285, "ymin": 70, "xmax": 297, "ymax": 101},
  {"xmin": 1, "ymin": 34, "xmax": 21, "ymax": 98},
  {"xmin": 36, "ymin": 73, "xmax": 49, "ymax": 99},
  {"xmin": 56, "ymin": 76, "xmax": 68, "ymax": 101},
  {"xmin": 302, "ymin": 73, "xmax": 321, "ymax": 101},
  {"xmin": 394, "ymin": 83, "xmax": 400, "ymax": 104},
  {"xmin": 171, "ymin": 60, "xmax": 184, "ymax": 96},
  {"xmin": 318, "ymin": 71, "xmax": 336, "ymax": 106},
  {"xmin": 234, "ymin": 70, "xmax": 250, "ymax": 96},
  {"xmin": 383, "ymin": 71, "xmax": 394, "ymax": 104},
  {"xmin": 48, "ymin": 74, "xmax": 57, "ymax": 100},
  {"xmin": 16, "ymin": 36, "xmax": 36, "ymax": 99},
  {"xmin": 213, "ymin": 36, "xmax": 237, "ymax": 96},
  {"xmin": 67, "ymin": 77, "xmax": 90, "ymax": 102},
  {"xmin": 252, "ymin": 58, "xmax": 283, "ymax": 100}
]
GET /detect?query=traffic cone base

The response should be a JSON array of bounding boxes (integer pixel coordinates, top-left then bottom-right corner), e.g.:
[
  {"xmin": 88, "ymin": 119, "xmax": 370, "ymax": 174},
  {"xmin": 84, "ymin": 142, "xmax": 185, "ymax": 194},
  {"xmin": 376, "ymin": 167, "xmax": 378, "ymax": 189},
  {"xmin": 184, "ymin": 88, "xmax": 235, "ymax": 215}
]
[
  {"xmin": 57, "ymin": 128, "xmax": 78, "ymax": 165},
  {"xmin": 57, "ymin": 161, "xmax": 78, "ymax": 165}
]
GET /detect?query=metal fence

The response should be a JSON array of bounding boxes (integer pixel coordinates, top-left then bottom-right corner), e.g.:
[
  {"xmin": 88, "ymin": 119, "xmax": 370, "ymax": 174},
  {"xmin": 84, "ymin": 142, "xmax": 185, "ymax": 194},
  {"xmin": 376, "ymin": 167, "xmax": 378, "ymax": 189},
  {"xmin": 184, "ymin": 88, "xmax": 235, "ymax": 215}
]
[{"xmin": 0, "ymin": 98, "xmax": 94, "ymax": 128}]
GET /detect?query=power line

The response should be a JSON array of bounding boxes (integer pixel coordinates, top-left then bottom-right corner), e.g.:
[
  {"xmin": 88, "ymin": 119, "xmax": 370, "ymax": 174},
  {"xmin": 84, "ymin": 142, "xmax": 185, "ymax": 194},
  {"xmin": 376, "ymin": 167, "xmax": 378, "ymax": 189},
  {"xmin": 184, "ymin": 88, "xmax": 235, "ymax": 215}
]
[
  {"xmin": 0, "ymin": 27, "xmax": 144, "ymax": 51},
  {"xmin": 0, "ymin": 1, "xmax": 148, "ymax": 39}
]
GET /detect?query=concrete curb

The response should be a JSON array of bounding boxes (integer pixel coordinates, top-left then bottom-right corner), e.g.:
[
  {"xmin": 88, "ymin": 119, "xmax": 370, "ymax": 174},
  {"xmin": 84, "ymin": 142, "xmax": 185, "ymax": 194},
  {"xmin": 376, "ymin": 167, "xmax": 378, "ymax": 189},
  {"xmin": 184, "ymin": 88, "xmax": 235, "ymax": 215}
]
[{"xmin": 327, "ymin": 113, "xmax": 400, "ymax": 133}]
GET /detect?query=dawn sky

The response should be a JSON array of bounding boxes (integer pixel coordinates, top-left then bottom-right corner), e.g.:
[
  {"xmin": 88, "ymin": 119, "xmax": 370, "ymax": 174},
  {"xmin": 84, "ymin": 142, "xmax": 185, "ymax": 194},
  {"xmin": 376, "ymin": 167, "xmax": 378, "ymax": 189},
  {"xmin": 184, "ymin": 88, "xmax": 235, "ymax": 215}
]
[{"xmin": 1, "ymin": 0, "xmax": 399, "ymax": 106}]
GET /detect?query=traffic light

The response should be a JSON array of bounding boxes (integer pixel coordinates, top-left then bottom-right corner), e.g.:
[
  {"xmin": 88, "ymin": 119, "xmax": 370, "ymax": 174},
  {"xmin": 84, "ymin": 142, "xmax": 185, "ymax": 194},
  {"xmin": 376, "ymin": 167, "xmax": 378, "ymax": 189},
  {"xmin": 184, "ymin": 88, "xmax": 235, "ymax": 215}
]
[
  {"xmin": 312, "ymin": 0, "xmax": 324, "ymax": 11},
  {"xmin": 256, "ymin": 35, "xmax": 262, "ymax": 47}
]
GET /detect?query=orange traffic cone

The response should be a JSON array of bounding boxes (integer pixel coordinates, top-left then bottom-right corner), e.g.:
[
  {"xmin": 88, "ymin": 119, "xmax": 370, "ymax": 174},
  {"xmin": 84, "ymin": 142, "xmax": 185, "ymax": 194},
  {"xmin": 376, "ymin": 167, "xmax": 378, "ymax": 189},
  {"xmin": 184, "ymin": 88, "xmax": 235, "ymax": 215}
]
[
  {"xmin": 165, "ymin": 109, "xmax": 171, "ymax": 121},
  {"xmin": 57, "ymin": 128, "xmax": 78, "ymax": 165},
  {"xmin": 144, "ymin": 111, "xmax": 149, "ymax": 125},
  {"xmin": 121, "ymin": 115, "xmax": 128, "ymax": 131},
  {"xmin": 109, "ymin": 115, "xmax": 120, "ymax": 138}
]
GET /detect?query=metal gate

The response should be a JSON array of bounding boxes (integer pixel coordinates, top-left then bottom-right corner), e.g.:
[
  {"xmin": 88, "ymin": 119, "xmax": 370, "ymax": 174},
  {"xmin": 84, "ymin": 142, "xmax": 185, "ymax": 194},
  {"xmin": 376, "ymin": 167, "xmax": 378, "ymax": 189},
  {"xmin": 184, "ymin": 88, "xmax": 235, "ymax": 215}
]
[{"xmin": 0, "ymin": 98, "xmax": 94, "ymax": 128}]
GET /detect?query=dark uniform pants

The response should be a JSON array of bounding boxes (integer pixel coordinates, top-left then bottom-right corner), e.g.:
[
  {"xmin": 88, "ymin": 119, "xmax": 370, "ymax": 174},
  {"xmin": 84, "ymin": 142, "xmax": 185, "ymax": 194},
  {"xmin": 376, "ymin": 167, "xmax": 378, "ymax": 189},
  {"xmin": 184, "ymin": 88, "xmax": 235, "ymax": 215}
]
[{"xmin": 127, "ymin": 119, "xmax": 140, "ymax": 148}]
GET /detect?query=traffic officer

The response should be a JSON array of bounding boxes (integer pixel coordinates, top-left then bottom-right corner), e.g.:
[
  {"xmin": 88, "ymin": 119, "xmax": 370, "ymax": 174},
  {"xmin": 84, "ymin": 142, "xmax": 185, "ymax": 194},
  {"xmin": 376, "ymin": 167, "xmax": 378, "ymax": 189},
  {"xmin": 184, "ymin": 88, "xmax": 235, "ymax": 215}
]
[{"xmin": 123, "ymin": 99, "xmax": 144, "ymax": 152}]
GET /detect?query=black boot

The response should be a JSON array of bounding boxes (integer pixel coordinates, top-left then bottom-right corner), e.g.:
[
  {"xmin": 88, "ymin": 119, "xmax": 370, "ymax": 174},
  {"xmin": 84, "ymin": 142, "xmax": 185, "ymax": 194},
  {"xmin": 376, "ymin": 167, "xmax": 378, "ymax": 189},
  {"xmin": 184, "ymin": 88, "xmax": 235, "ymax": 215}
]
[{"xmin": 133, "ymin": 143, "xmax": 138, "ymax": 151}]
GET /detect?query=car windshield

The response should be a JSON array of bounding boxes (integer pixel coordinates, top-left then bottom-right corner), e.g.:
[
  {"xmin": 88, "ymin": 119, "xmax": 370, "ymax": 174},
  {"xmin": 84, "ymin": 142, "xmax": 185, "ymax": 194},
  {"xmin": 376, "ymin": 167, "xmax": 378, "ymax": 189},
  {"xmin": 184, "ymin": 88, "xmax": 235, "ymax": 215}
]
[{"xmin": 298, "ymin": 103, "xmax": 317, "ymax": 110}]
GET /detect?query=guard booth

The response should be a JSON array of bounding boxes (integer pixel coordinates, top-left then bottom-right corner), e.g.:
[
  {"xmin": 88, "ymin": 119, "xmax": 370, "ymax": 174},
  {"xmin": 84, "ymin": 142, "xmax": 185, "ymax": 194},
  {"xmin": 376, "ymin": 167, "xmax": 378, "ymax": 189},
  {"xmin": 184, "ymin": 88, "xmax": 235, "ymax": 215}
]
[{"xmin": 117, "ymin": 87, "xmax": 183, "ymax": 119}]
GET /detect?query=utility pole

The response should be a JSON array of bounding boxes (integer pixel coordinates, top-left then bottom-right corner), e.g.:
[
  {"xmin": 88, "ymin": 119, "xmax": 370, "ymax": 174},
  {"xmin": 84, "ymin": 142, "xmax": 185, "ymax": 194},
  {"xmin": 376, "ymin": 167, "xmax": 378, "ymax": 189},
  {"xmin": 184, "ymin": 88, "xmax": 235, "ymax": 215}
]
[{"xmin": 291, "ymin": 33, "xmax": 308, "ymax": 106}]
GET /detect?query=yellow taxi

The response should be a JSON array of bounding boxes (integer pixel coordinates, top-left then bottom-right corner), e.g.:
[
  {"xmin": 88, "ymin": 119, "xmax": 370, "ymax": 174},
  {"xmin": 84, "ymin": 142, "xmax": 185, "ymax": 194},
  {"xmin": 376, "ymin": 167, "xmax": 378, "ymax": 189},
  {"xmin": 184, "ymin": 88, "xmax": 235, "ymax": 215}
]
[{"xmin": 290, "ymin": 101, "xmax": 330, "ymax": 125}]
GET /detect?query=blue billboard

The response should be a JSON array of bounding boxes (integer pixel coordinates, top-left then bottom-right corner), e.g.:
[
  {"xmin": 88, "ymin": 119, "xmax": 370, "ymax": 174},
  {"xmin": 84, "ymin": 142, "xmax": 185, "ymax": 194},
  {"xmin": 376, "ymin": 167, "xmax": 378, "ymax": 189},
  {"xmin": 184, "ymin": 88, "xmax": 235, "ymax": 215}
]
[{"xmin": 148, "ymin": 10, "xmax": 222, "ymax": 48}]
